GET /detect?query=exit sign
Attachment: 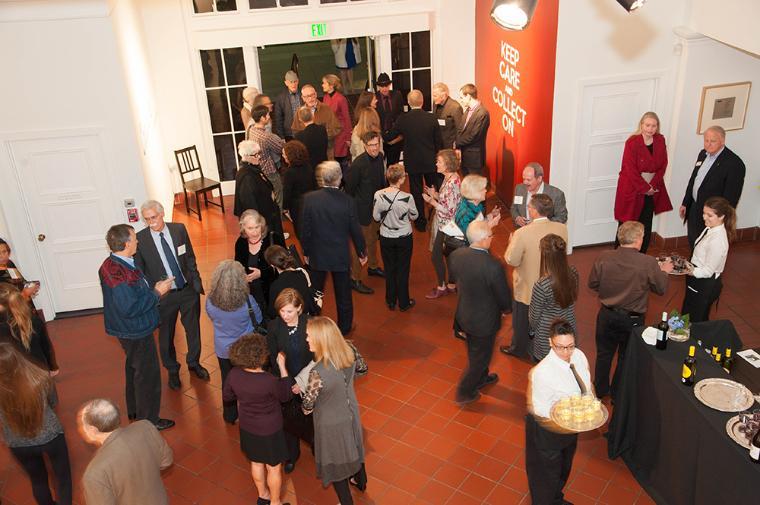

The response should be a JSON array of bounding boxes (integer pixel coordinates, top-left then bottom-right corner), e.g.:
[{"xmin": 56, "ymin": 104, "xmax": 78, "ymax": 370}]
[{"xmin": 310, "ymin": 23, "xmax": 327, "ymax": 38}]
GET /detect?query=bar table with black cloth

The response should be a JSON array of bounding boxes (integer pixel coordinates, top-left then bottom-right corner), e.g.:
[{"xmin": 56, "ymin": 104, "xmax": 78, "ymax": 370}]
[{"xmin": 607, "ymin": 321, "xmax": 760, "ymax": 505}]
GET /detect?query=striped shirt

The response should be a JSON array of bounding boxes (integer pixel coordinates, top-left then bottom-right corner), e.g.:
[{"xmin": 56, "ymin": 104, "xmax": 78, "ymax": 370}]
[{"xmin": 528, "ymin": 267, "xmax": 578, "ymax": 360}]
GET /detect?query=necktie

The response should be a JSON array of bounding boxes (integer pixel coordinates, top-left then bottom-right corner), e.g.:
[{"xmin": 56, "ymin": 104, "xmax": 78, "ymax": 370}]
[
  {"xmin": 159, "ymin": 232, "xmax": 185, "ymax": 289},
  {"xmin": 569, "ymin": 363, "xmax": 587, "ymax": 394},
  {"xmin": 694, "ymin": 227, "xmax": 709, "ymax": 247},
  {"xmin": 463, "ymin": 107, "xmax": 471, "ymax": 128}
]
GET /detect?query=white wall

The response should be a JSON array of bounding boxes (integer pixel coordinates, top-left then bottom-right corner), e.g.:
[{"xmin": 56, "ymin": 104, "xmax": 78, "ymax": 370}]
[
  {"xmin": 691, "ymin": 0, "xmax": 760, "ymax": 57},
  {"xmin": 551, "ymin": 0, "xmax": 690, "ymax": 243},
  {"xmin": 135, "ymin": 0, "xmax": 476, "ymax": 190},
  {"xmin": 0, "ymin": 3, "xmax": 148, "ymax": 316},
  {"xmin": 663, "ymin": 32, "xmax": 760, "ymax": 235}
]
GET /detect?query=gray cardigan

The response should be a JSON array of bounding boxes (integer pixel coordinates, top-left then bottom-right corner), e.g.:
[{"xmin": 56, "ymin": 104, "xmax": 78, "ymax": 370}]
[{"xmin": 372, "ymin": 188, "xmax": 418, "ymax": 238}]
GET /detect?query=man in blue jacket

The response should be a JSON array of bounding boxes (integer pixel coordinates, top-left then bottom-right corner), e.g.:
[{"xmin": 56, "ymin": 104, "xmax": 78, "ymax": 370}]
[{"xmin": 98, "ymin": 224, "xmax": 175, "ymax": 431}]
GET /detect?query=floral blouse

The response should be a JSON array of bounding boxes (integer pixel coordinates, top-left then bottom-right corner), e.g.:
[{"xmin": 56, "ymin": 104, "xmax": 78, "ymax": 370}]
[
  {"xmin": 301, "ymin": 342, "xmax": 368, "ymax": 415},
  {"xmin": 436, "ymin": 174, "xmax": 462, "ymax": 227}
]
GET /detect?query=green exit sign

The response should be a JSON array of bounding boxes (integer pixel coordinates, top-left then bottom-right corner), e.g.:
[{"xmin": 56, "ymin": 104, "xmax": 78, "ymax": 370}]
[{"xmin": 310, "ymin": 23, "xmax": 327, "ymax": 38}]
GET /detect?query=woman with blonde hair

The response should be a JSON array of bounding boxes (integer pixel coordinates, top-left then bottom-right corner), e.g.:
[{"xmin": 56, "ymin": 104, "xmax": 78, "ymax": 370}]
[
  {"xmin": 235, "ymin": 209, "xmax": 277, "ymax": 313},
  {"xmin": 350, "ymin": 107, "xmax": 381, "ymax": 160},
  {"xmin": 442, "ymin": 174, "xmax": 500, "ymax": 252},
  {"xmin": 0, "ymin": 341, "xmax": 72, "ymax": 505},
  {"xmin": 206, "ymin": 260, "xmax": 264, "ymax": 423},
  {"xmin": 321, "ymin": 73, "xmax": 352, "ymax": 171},
  {"xmin": 682, "ymin": 196, "xmax": 736, "ymax": 322},
  {"xmin": 613, "ymin": 111, "xmax": 672, "ymax": 253},
  {"xmin": 302, "ymin": 316, "xmax": 368, "ymax": 504}
]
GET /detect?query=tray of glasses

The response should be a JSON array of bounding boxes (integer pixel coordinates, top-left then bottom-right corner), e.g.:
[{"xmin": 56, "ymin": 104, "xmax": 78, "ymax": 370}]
[
  {"xmin": 656, "ymin": 253, "xmax": 694, "ymax": 275},
  {"xmin": 550, "ymin": 395, "xmax": 609, "ymax": 433},
  {"xmin": 694, "ymin": 378, "xmax": 755, "ymax": 412}
]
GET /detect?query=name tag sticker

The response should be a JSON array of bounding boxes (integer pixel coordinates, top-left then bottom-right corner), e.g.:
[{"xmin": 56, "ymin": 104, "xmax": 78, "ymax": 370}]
[
  {"xmin": 438, "ymin": 119, "xmax": 446, "ymax": 126},
  {"xmin": 177, "ymin": 244, "xmax": 187, "ymax": 255},
  {"xmin": 695, "ymin": 161, "xmax": 703, "ymax": 167},
  {"xmin": 513, "ymin": 195, "xmax": 524, "ymax": 205}
]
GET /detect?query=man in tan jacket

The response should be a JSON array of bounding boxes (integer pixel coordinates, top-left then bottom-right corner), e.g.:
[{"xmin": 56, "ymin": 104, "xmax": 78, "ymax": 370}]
[
  {"xmin": 291, "ymin": 84, "xmax": 341, "ymax": 159},
  {"xmin": 79, "ymin": 398, "xmax": 173, "ymax": 505},
  {"xmin": 502, "ymin": 193, "xmax": 568, "ymax": 359}
]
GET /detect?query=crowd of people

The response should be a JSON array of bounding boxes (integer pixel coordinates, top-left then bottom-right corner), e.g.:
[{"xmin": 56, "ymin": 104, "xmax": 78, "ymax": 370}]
[{"xmin": 0, "ymin": 67, "xmax": 747, "ymax": 505}]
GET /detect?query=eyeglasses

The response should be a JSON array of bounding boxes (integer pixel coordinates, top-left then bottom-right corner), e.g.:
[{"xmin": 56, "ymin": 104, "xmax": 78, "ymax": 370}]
[
  {"xmin": 551, "ymin": 343, "xmax": 576, "ymax": 352},
  {"xmin": 365, "ymin": 142, "xmax": 381, "ymax": 148}
]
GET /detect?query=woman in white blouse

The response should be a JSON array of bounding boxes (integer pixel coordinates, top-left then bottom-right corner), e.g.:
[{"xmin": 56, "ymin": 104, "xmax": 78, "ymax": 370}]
[{"xmin": 682, "ymin": 196, "xmax": 736, "ymax": 322}]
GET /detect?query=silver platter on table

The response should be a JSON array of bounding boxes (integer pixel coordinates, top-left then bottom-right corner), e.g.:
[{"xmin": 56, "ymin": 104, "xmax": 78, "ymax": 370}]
[
  {"xmin": 725, "ymin": 415, "xmax": 752, "ymax": 449},
  {"xmin": 694, "ymin": 378, "xmax": 755, "ymax": 412}
]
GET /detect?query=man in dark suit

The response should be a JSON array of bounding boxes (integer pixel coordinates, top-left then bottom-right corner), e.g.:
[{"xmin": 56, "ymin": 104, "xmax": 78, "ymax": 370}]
[
  {"xmin": 510, "ymin": 162, "xmax": 568, "ymax": 228},
  {"xmin": 386, "ymin": 89, "xmax": 443, "ymax": 231},
  {"xmin": 294, "ymin": 107, "xmax": 328, "ymax": 172},
  {"xmin": 432, "ymin": 82, "xmax": 463, "ymax": 149},
  {"xmin": 680, "ymin": 126, "xmax": 745, "ymax": 248},
  {"xmin": 448, "ymin": 221, "xmax": 512, "ymax": 405},
  {"xmin": 375, "ymin": 72, "xmax": 404, "ymax": 165},
  {"xmin": 456, "ymin": 83, "xmax": 490, "ymax": 176},
  {"xmin": 135, "ymin": 200, "xmax": 209, "ymax": 391},
  {"xmin": 300, "ymin": 161, "xmax": 367, "ymax": 335},
  {"xmin": 272, "ymin": 70, "xmax": 302, "ymax": 141}
]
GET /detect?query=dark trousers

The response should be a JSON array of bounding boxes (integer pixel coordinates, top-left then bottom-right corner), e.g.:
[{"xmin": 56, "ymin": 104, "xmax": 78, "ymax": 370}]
[
  {"xmin": 509, "ymin": 300, "xmax": 531, "ymax": 357},
  {"xmin": 408, "ymin": 172, "xmax": 441, "ymax": 226},
  {"xmin": 218, "ymin": 356, "xmax": 238, "ymax": 423},
  {"xmin": 525, "ymin": 415, "xmax": 577, "ymax": 505},
  {"xmin": 615, "ymin": 195, "xmax": 655, "ymax": 253},
  {"xmin": 383, "ymin": 141, "xmax": 402, "ymax": 165},
  {"xmin": 10, "ymin": 433, "xmax": 72, "ymax": 505},
  {"xmin": 311, "ymin": 270, "xmax": 353, "ymax": 335},
  {"xmin": 682, "ymin": 275, "xmax": 722, "ymax": 323},
  {"xmin": 593, "ymin": 306, "xmax": 644, "ymax": 398},
  {"xmin": 379, "ymin": 234, "xmax": 413, "ymax": 308},
  {"xmin": 431, "ymin": 228, "xmax": 449, "ymax": 286},
  {"xmin": 118, "ymin": 334, "xmax": 162, "ymax": 423},
  {"xmin": 687, "ymin": 204, "xmax": 706, "ymax": 250},
  {"xmin": 456, "ymin": 329, "xmax": 496, "ymax": 402},
  {"xmin": 332, "ymin": 464, "xmax": 367, "ymax": 505},
  {"xmin": 158, "ymin": 287, "xmax": 202, "ymax": 372}
]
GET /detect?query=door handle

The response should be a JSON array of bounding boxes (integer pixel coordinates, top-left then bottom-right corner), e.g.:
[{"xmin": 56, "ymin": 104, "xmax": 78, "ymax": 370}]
[{"xmin": 37, "ymin": 234, "xmax": 46, "ymax": 242}]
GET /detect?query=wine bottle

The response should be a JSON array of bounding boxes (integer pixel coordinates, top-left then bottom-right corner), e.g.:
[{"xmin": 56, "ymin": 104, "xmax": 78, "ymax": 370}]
[
  {"xmin": 681, "ymin": 345, "xmax": 697, "ymax": 387},
  {"xmin": 656, "ymin": 312, "xmax": 668, "ymax": 350},
  {"xmin": 723, "ymin": 348, "xmax": 734, "ymax": 373},
  {"xmin": 750, "ymin": 429, "xmax": 760, "ymax": 464}
]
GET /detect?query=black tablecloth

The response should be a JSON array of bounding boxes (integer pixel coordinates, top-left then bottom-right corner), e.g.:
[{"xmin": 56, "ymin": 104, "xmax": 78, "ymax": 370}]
[{"xmin": 607, "ymin": 323, "xmax": 760, "ymax": 505}]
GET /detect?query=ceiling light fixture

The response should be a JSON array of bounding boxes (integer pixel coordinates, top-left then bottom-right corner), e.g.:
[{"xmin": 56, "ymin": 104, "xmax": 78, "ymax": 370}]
[
  {"xmin": 490, "ymin": 0, "xmax": 538, "ymax": 31},
  {"xmin": 616, "ymin": 0, "xmax": 648, "ymax": 12}
]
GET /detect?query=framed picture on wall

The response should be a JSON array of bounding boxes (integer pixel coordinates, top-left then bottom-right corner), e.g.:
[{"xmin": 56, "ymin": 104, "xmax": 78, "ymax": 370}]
[{"xmin": 697, "ymin": 81, "xmax": 751, "ymax": 134}]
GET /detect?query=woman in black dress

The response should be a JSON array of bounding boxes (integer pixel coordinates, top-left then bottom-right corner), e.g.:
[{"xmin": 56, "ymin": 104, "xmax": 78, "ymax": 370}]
[
  {"xmin": 223, "ymin": 333, "xmax": 292, "ymax": 505},
  {"xmin": 264, "ymin": 245, "xmax": 318, "ymax": 318},
  {"xmin": 267, "ymin": 288, "xmax": 315, "ymax": 473},
  {"xmin": 235, "ymin": 209, "xmax": 277, "ymax": 315},
  {"xmin": 281, "ymin": 140, "xmax": 316, "ymax": 239}
]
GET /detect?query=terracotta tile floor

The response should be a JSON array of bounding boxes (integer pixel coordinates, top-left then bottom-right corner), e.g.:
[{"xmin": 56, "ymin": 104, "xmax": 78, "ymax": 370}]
[{"xmin": 2, "ymin": 195, "xmax": 759, "ymax": 505}]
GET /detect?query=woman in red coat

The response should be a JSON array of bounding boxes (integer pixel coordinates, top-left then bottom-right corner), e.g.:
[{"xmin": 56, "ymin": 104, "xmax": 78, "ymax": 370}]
[
  {"xmin": 613, "ymin": 111, "xmax": 672, "ymax": 253},
  {"xmin": 321, "ymin": 74, "xmax": 353, "ymax": 175}
]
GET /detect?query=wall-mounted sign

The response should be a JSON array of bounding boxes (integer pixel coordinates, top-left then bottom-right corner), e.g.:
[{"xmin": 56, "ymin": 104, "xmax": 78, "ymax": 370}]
[{"xmin": 310, "ymin": 23, "xmax": 327, "ymax": 38}]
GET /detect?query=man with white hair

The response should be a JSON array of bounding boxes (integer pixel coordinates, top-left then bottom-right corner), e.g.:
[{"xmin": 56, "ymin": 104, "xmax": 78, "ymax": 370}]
[
  {"xmin": 680, "ymin": 125, "xmax": 745, "ymax": 248},
  {"xmin": 432, "ymin": 82, "xmax": 463, "ymax": 149},
  {"xmin": 448, "ymin": 220, "xmax": 512, "ymax": 405},
  {"xmin": 290, "ymin": 84, "xmax": 341, "ymax": 144},
  {"xmin": 135, "ymin": 199, "xmax": 207, "ymax": 391},
  {"xmin": 300, "ymin": 161, "xmax": 367, "ymax": 335},
  {"xmin": 79, "ymin": 398, "xmax": 173, "ymax": 505},
  {"xmin": 510, "ymin": 162, "xmax": 568, "ymax": 228},
  {"xmin": 273, "ymin": 70, "xmax": 302, "ymax": 141},
  {"xmin": 241, "ymin": 86, "xmax": 260, "ymax": 129}
]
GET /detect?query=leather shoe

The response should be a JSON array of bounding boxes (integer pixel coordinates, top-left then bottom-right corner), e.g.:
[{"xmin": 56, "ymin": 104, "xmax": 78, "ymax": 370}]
[
  {"xmin": 499, "ymin": 345, "xmax": 519, "ymax": 357},
  {"xmin": 284, "ymin": 462, "xmax": 295, "ymax": 474},
  {"xmin": 454, "ymin": 329, "xmax": 466, "ymax": 340},
  {"xmin": 351, "ymin": 280, "xmax": 374, "ymax": 294},
  {"xmin": 168, "ymin": 371, "xmax": 181, "ymax": 390},
  {"xmin": 477, "ymin": 373, "xmax": 499, "ymax": 390},
  {"xmin": 191, "ymin": 365, "xmax": 210, "ymax": 381},
  {"xmin": 367, "ymin": 267, "xmax": 385, "ymax": 278},
  {"xmin": 399, "ymin": 299, "xmax": 416, "ymax": 312},
  {"xmin": 153, "ymin": 418, "xmax": 175, "ymax": 431},
  {"xmin": 425, "ymin": 286, "xmax": 448, "ymax": 299}
]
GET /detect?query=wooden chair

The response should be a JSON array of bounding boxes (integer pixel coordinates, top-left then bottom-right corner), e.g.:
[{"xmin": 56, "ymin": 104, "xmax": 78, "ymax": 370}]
[{"xmin": 174, "ymin": 146, "xmax": 224, "ymax": 221}]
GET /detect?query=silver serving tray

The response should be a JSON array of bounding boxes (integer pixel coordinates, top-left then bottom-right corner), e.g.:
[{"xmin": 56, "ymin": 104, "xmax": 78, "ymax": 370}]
[
  {"xmin": 694, "ymin": 378, "xmax": 755, "ymax": 412},
  {"xmin": 549, "ymin": 401, "xmax": 609, "ymax": 433},
  {"xmin": 725, "ymin": 415, "xmax": 752, "ymax": 449}
]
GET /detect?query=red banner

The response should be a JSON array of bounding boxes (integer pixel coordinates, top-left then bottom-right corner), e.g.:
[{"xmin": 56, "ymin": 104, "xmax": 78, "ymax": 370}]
[{"xmin": 474, "ymin": 0, "xmax": 559, "ymax": 202}]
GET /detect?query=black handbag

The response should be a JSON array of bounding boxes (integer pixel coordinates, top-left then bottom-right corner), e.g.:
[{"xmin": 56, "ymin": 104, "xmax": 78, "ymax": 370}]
[
  {"xmin": 246, "ymin": 296, "xmax": 268, "ymax": 335},
  {"xmin": 442, "ymin": 232, "xmax": 468, "ymax": 256}
]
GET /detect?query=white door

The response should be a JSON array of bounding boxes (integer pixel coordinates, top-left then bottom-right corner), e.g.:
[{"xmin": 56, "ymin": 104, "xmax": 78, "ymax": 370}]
[
  {"xmin": 8, "ymin": 132, "xmax": 116, "ymax": 312},
  {"xmin": 571, "ymin": 76, "xmax": 659, "ymax": 246}
]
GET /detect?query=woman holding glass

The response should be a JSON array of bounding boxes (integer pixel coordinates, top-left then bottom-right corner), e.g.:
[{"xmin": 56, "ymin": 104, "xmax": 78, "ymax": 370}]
[{"xmin": 235, "ymin": 209, "xmax": 277, "ymax": 315}]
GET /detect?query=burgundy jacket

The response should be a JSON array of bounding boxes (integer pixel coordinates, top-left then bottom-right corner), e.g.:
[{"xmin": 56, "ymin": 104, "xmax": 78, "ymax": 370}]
[{"xmin": 614, "ymin": 133, "xmax": 673, "ymax": 222}]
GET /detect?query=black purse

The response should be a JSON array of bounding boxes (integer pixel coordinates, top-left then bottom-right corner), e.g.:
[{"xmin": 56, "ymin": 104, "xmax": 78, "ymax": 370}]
[
  {"xmin": 442, "ymin": 231, "xmax": 468, "ymax": 256},
  {"xmin": 246, "ymin": 296, "xmax": 268, "ymax": 335}
]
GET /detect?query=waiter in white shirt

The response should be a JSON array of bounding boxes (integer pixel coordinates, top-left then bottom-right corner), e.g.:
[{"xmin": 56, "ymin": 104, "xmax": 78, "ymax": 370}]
[
  {"xmin": 526, "ymin": 319, "xmax": 590, "ymax": 505},
  {"xmin": 682, "ymin": 196, "xmax": 735, "ymax": 323}
]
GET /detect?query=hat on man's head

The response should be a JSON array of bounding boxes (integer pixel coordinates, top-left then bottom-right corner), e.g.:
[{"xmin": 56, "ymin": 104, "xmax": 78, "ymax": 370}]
[{"xmin": 376, "ymin": 73, "xmax": 392, "ymax": 86}]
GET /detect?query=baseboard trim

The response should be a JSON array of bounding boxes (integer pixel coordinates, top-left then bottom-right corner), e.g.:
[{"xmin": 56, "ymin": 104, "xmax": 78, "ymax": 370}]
[{"xmin": 653, "ymin": 226, "xmax": 759, "ymax": 249}]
